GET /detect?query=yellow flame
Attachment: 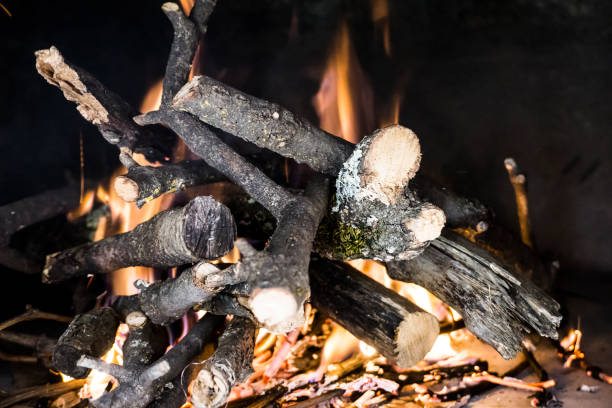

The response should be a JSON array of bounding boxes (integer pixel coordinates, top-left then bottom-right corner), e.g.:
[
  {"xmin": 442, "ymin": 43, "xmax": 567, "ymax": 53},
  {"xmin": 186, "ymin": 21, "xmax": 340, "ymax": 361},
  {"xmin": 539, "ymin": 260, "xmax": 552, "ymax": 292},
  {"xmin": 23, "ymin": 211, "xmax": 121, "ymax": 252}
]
[{"xmin": 370, "ymin": 0, "xmax": 391, "ymax": 57}]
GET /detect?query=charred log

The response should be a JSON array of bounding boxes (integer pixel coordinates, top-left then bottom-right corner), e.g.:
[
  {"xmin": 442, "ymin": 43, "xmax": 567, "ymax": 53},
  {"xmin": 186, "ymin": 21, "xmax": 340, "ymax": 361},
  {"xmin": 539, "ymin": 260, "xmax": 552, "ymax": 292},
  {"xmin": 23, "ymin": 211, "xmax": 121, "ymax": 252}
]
[
  {"xmin": 43, "ymin": 196, "xmax": 236, "ymax": 283},
  {"xmin": 35, "ymin": 47, "xmax": 174, "ymax": 162},
  {"xmin": 190, "ymin": 316, "xmax": 256, "ymax": 408},
  {"xmin": 123, "ymin": 311, "xmax": 168, "ymax": 370},
  {"xmin": 78, "ymin": 313, "xmax": 224, "ymax": 408},
  {"xmin": 52, "ymin": 307, "xmax": 120, "ymax": 379},
  {"xmin": 309, "ymin": 258, "xmax": 439, "ymax": 368},
  {"xmin": 386, "ymin": 230, "xmax": 562, "ymax": 359}
]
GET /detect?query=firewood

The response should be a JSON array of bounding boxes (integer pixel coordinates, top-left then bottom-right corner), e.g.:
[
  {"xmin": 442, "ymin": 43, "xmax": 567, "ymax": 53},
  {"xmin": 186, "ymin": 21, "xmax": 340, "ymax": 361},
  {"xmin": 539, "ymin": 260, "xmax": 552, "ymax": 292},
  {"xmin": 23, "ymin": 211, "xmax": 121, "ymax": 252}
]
[
  {"xmin": 114, "ymin": 159, "xmax": 224, "ymax": 207},
  {"xmin": 34, "ymin": 46, "xmax": 174, "ymax": 162},
  {"xmin": 52, "ymin": 307, "xmax": 120, "ymax": 379},
  {"xmin": 331, "ymin": 125, "xmax": 446, "ymax": 261},
  {"xmin": 308, "ymin": 258, "xmax": 439, "ymax": 368},
  {"xmin": 0, "ymin": 330, "xmax": 56, "ymax": 366},
  {"xmin": 190, "ymin": 316, "xmax": 256, "ymax": 408},
  {"xmin": 123, "ymin": 311, "xmax": 168, "ymax": 370},
  {"xmin": 136, "ymin": 110, "xmax": 330, "ymax": 332},
  {"xmin": 77, "ymin": 313, "xmax": 224, "ymax": 408},
  {"xmin": 386, "ymin": 230, "xmax": 562, "ymax": 359},
  {"xmin": 136, "ymin": 262, "xmax": 223, "ymax": 325},
  {"xmin": 0, "ymin": 379, "xmax": 87, "ymax": 408},
  {"xmin": 43, "ymin": 196, "xmax": 236, "ymax": 283}
]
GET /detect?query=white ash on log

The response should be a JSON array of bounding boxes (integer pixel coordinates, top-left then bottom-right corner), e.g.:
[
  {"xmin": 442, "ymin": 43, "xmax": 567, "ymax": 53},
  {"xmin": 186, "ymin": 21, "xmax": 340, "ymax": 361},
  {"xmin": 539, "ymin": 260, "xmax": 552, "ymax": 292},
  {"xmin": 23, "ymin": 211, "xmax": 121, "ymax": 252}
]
[
  {"xmin": 332, "ymin": 125, "xmax": 446, "ymax": 261},
  {"xmin": 77, "ymin": 313, "xmax": 224, "ymax": 408},
  {"xmin": 190, "ymin": 316, "xmax": 256, "ymax": 408},
  {"xmin": 309, "ymin": 258, "xmax": 439, "ymax": 368},
  {"xmin": 34, "ymin": 46, "xmax": 174, "ymax": 162},
  {"xmin": 386, "ymin": 231, "xmax": 562, "ymax": 359},
  {"xmin": 43, "ymin": 196, "xmax": 236, "ymax": 283},
  {"xmin": 52, "ymin": 307, "xmax": 119, "ymax": 379}
]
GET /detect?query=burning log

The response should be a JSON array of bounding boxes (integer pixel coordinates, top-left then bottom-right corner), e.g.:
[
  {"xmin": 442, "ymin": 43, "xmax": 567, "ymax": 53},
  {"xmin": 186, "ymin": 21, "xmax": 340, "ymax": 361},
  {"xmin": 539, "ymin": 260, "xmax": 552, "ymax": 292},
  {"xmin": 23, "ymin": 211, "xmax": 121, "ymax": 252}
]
[
  {"xmin": 43, "ymin": 196, "xmax": 236, "ymax": 283},
  {"xmin": 386, "ymin": 231, "xmax": 562, "ymax": 359},
  {"xmin": 331, "ymin": 125, "xmax": 445, "ymax": 261},
  {"xmin": 114, "ymin": 159, "xmax": 224, "ymax": 207},
  {"xmin": 52, "ymin": 307, "xmax": 120, "ymax": 379},
  {"xmin": 136, "ymin": 262, "xmax": 223, "ymax": 325},
  {"xmin": 190, "ymin": 316, "xmax": 256, "ymax": 408},
  {"xmin": 35, "ymin": 47, "xmax": 174, "ymax": 162},
  {"xmin": 135, "ymin": 110, "xmax": 329, "ymax": 332},
  {"xmin": 123, "ymin": 311, "xmax": 168, "ymax": 370},
  {"xmin": 77, "ymin": 313, "xmax": 224, "ymax": 408},
  {"xmin": 309, "ymin": 258, "xmax": 439, "ymax": 368}
]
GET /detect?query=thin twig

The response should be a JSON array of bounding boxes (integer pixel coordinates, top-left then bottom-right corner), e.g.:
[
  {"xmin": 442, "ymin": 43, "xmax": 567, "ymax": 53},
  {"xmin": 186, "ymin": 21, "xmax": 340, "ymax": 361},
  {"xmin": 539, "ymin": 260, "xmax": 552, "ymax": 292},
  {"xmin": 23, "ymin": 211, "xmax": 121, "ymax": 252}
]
[{"xmin": 0, "ymin": 306, "xmax": 72, "ymax": 332}]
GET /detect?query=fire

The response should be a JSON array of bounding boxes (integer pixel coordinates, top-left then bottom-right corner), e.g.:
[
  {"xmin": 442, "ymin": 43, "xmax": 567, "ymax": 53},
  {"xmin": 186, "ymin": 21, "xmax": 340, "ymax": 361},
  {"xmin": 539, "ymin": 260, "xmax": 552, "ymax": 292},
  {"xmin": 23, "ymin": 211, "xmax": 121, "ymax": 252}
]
[{"xmin": 370, "ymin": 0, "xmax": 391, "ymax": 57}]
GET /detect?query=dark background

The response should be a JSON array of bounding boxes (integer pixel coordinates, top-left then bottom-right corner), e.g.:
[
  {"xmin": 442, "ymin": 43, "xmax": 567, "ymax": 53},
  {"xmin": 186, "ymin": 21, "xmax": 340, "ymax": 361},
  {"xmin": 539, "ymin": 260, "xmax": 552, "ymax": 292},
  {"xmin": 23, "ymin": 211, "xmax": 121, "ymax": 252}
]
[{"xmin": 1, "ymin": 0, "xmax": 611, "ymax": 309}]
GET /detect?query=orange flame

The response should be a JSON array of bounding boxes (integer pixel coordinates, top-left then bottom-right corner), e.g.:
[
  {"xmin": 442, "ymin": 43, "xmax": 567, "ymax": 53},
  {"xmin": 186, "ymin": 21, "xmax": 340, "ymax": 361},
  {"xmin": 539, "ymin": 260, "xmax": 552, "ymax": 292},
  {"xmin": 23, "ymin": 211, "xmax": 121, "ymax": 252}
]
[{"xmin": 370, "ymin": 0, "xmax": 391, "ymax": 57}]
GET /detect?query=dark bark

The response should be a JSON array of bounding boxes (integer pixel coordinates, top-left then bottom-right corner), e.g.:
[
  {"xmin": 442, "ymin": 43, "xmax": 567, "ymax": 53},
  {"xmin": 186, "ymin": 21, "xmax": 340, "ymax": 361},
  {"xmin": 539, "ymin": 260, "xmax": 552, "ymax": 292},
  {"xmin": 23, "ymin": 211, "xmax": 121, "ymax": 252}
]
[
  {"xmin": 35, "ymin": 47, "xmax": 174, "ymax": 162},
  {"xmin": 137, "ymin": 263, "xmax": 223, "ymax": 325},
  {"xmin": 172, "ymin": 75, "xmax": 355, "ymax": 176},
  {"xmin": 309, "ymin": 258, "xmax": 439, "ymax": 368},
  {"xmin": 0, "ymin": 184, "xmax": 81, "ymax": 247},
  {"xmin": 0, "ymin": 330, "xmax": 56, "ymax": 366},
  {"xmin": 411, "ymin": 174, "xmax": 491, "ymax": 230},
  {"xmin": 123, "ymin": 311, "xmax": 168, "ymax": 370},
  {"xmin": 52, "ymin": 307, "xmax": 120, "ymax": 379},
  {"xmin": 114, "ymin": 159, "xmax": 225, "ymax": 207},
  {"xmin": 160, "ymin": 2, "xmax": 199, "ymax": 107},
  {"xmin": 386, "ymin": 230, "xmax": 562, "ymax": 359},
  {"xmin": 79, "ymin": 314, "xmax": 224, "ymax": 408},
  {"xmin": 190, "ymin": 0, "xmax": 218, "ymax": 34},
  {"xmin": 43, "ymin": 196, "xmax": 236, "ymax": 283},
  {"xmin": 134, "ymin": 110, "xmax": 294, "ymax": 219},
  {"xmin": 190, "ymin": 316, "xmax": 256, "ymax": 408}
]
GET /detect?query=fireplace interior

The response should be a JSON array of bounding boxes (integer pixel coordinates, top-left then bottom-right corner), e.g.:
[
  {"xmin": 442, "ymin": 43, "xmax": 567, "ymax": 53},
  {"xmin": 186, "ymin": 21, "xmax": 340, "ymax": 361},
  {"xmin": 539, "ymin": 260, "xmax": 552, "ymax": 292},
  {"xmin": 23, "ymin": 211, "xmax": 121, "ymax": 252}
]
[{"xmin": 0, "ymin": 0, "xmax": 611, "ymax": 407}]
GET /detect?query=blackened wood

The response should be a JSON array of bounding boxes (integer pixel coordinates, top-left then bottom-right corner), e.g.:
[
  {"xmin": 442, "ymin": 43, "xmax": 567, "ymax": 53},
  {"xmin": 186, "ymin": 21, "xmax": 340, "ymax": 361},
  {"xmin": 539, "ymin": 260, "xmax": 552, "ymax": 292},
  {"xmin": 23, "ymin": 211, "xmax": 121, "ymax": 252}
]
[
  {"xmin": 137, "ymin": 263, "xmax": 222, "ymax": 325},
  {"xmin": 53, "ymin": 307, "xmax": 119, "ymax": 379},
  {"xmin": 147, "ymin": 379, "xmax": 186, "ymax": 408},
  {"xmin": 160, "ymin": 3, "xmax": 199, "ymax": 107},
  {"xmin": 135, "ymin": 110, "xmax": 294, "ymax": 219},
  {"xmin": 411, "ymin": 174, "xmax": 491, "ymax": 230},
  {"xmin": 190, "ymin": 316, "xmax": 256, "ymax": 408},
  {"xmin": 309, "ymin": 258, "xmax": 439, "ymax": 368},
  {"xmin": 190, "ymin": 0, "xmax": 218, "ymax": 34},
  {"xmin": 0, "ymin": 185, "xmax": 81, "ymax": 247},
  {"xmin": 79, "ymin": 313, "xmax": 224, "ymax": 408},
  {"xmin": 172, "ymin": 75, "xmax": 355, "ymax": 176},
  {"xmin": 123, "ymin": 312, "xmax": 168, "ymax": 370},
  {"xmin": 43, "ymin": 196, "xmax": 236, "ymax": 283},
  {"xmin": 35, "ymin": 46, "xmax": 174, "ymax": 162},
  {"xmin": 114, "ymin": 160, "xmax": 225, "ymax": 207},
  {"xmin": 386, "ymin": 230, "xmax": 562, "ymax": 359}
]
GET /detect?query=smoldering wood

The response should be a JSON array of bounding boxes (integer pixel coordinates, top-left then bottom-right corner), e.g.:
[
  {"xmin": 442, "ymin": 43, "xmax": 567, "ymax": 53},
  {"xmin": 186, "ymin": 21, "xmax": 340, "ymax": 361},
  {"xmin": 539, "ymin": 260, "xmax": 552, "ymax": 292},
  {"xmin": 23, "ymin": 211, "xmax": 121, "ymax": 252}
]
[
  {"xmin": 123, "ymin": 311, "xmax": 168, "ymax": 370},
  {"xmin": 35, "ymin": 46, "xmax": 174, "ymax": 162},
  {"xmin": 114, "ymin": 160, "xmax": 225, "ymax": 207},
  {"xmin": 386, "ymin": 231, "xmax": 562, "ymax": 359},
  {"xmin": 190, "ymin": 316, "xmax": 256, "ymax": 408},
  {"xmin": 137, "ymin": 262, "xmax": 223, "ymax": 325},
  {"xmin": 43, "ymin": 196, "xmax": 236, "ymax": 283},
  {"xmin": 172, "ymin": 75, "xmax": 355, "ymax": 176},
  {"xmin": 309, "ymin": 258, "xmax": 439, "ymax": 368},
  {"xmin": 52, "ymin": 307, "xmax": 120, "ymax": 379},
  {"xmin": 78, "ymin": 313, "xmax": 224, "ymax": 408},
  {"xmin": 134, "ymin": 110, "xmax": 294, "ymax": 219}
]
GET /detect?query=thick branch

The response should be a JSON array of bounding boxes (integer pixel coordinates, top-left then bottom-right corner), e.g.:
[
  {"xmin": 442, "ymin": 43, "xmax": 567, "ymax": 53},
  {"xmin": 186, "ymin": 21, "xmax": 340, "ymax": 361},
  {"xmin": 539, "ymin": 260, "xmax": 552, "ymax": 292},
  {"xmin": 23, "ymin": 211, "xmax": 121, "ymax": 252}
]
[
  {"xmin": 114, "ymin": 159, "xmax": 224, "ymax": 207},
  {"xmin": 81, "ymin": 314, "xmax": 224, "ymax": 408},
  {"xmin": 53, "ymin": 307, "xmax": 120, "ymax": 378},
  {"xmin": 135, "ymin": 110, "xmax": 293, "ymax": 219},
  {"xmin": 190, "ymin": 0, "xmax": 218, "ymax": 34},
  {"xmin": 123, "ymin": 311, "xmax": 168, "ymax": 370},
  {"xmin": 190, "ymin": 316, "xmax": 256, "ymax": 408},
  {"xmin": 386, "ymin": 231, "xmax": 562, "ymax": 359},
  {"xmin": 43, "ymin": 196, "xmax": 236, "ymax": 282},
  {"xmin": 35, "ymin": 46, "xmax": 174, "ymax": 161},
  {"xmin": 309, "ymin": 258, "xmax": 439, "ymax": 368}
]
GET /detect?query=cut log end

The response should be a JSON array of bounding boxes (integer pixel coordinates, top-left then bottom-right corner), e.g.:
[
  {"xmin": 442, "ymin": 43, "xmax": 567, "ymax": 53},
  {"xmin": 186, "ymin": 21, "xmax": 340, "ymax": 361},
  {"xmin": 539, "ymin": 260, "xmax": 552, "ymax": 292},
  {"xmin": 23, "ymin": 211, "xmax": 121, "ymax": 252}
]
[
  {"xmin": 113, "ymin": 176, "xmax": 139, "ymax": 203},
  {"xmin": 34, "ymin": 46, "xmax": 109, "ymax": 125},
  {"xmin": 191, "ymin": 367, "xmax": 231, "ymax": 408},
  {"xmin": 404, "ymin": 204, "xmax": 446, "ymax": 244},
  {"xmin": 249, "ymin": 288, "xmax": 301, "ymax": 333},
  {"xmin": 161, "ymin": 2, "xmax": 180, "ymax": 13},
  {"xmin": 361, "ymin": 125, "xmax": 421, "ymax": 205},
  {"xmin": 126, "ymin": 311, "xmax": 147, "ymax": 329},
  {"xmin": 395, "ymin": 310, "xmax": 440, "ymax": 367}
]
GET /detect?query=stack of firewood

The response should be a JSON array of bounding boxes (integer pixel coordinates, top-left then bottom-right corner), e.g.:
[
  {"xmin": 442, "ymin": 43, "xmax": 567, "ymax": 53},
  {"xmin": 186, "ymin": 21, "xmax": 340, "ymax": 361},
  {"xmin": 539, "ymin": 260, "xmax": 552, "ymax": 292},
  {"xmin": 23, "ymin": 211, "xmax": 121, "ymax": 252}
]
[{"xmin": 0, "ymin": 1, "xmax": 562, "ymax": 407}]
